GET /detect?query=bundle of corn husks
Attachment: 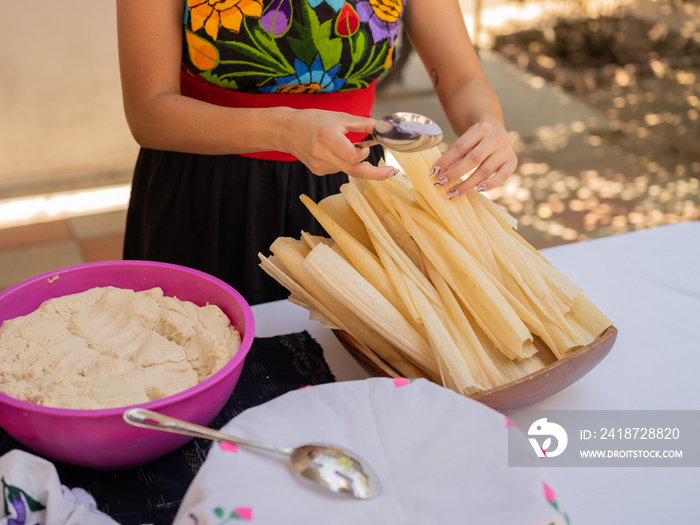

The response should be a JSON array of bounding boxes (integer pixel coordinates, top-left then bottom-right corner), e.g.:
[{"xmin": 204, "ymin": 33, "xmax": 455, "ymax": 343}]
[{"xmin": 259, "ymin": 147, "xmax": 612, "ymax": 396}]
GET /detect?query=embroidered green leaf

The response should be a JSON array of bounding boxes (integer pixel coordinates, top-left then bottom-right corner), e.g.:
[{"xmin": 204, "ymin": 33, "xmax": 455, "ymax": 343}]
[
  {"xmin": 286, "ymin": 34, "xmax": 314, "ymax": 66},
  {"xmin": 219, "ymin": 43, "xmax": 293, "ymax": 77},
  {"xmin": 314, "ymin": 23, "xmax": 342, "ymax": 71},
  {"xmin": 343, "ymin": 28, "xmax": 369, "ymax": 80},
  {"xmin": 247, "ymin": 22, "xmax": 294, "ymax": 71},
  {"xmin": 199, "ymin": 70, "xmax": 239, "ymax": 90},
  {"xmin": 213, "ymin": 67, "xmax": 282, "ymax": 84},
  {"xmin": 218, "ymin": 19, "xmax": 294, "ymax": 77},
  {"xmin": 216, "ymin": 59, "xmax": 285, "ymax": 76},
  {"xmin": 360, "ymin": 40, "xmax": 390, "ymax": 76},
  {"xmin": 286, "ymin": 8, "xmax": 318, "ymax": 66},
  {"xmin": 350, "ymin": 30, "xmax": 369, "ymax": 68},
  {"xmin": 288, "ymin": 4, "xmax": 342, "ymax": 72},
  {"xmin": 345, "ymin": 38, "xmax": 389, "ymax": 88},
  {"xmin": 2, "ymin": 478, "xmax": 47, "ymax": 514}
]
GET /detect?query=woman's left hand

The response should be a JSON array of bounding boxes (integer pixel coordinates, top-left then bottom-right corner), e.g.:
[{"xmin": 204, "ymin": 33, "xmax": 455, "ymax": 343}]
[{"xmin": 429, "ymin": 121, "xmax": 518, "ymax": 200}]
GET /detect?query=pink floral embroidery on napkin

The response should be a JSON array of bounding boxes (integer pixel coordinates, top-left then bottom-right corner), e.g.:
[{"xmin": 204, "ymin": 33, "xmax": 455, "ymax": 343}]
[
  {"xmin": 543, "ymin": 481, "xmax": 570, "ymax": 524},
  {"xmin": 234, "ymin": 507, "xmax": 253, "ymax": 521},
  {"xmin": 543, "ymin": 481, "xmax": 556, "ymax": 503},
  {"xmin": 505, "ymin": 416, "xmax": 518, "ymax": 428},
  {"xmin": 211, "ymin": 505, "xmax": 253, "ymax": 522},
  {"xmin": 220, "ymin": 441, "xmax": 239, "ymax": 453},
  {"xmin": 393, "ymin": 377, "xmax": 414, "ymax": 387}
]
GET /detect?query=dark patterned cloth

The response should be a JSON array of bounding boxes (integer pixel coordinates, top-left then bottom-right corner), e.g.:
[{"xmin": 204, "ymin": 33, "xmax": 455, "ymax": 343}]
[{"xmin": 0, "ymin": 331, "xmax": 336, "ymax": 525}]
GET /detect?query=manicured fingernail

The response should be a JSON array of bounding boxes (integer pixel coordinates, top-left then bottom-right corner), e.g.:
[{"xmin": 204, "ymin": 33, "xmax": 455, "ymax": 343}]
[
  {"xmin": 430, "ymin": 166, "xmax": 441, "ymax": 178},
  {"xmin": 476, "ymin": 183, "xmax": 487, "ymax": 192},
  {"xmin": 434, "ymin": 176, "xmax": 448, "ymax": 186},
  {"xmin": 388, "ymin": 168, "xmax": 400, "ymax": 178},
  {"xmin": 447, "ymin": 189, "xmax": 460, "ymax": 200}
]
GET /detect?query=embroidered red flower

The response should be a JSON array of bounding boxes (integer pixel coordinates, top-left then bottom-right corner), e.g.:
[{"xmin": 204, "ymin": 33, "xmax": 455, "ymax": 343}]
[{"xmin": 336, "ymin": 3, "xmax": 360, "ymax": 37}]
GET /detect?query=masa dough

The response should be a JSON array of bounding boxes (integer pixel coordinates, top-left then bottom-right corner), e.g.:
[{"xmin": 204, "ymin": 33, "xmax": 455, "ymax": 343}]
[{"xmin": 0, "ymin": 286, "xmax": 242, "ymax": 409}]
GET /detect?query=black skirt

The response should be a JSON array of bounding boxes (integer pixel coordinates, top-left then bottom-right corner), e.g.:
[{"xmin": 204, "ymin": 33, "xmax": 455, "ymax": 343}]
[{"xmin": 123, "ymin": 147, "xmax": 385, "ymax": 305}]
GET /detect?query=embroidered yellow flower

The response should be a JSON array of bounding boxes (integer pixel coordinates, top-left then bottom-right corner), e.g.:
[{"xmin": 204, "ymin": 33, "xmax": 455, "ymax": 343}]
[
  {"xmin": 189, "ymin": 0, "xmax": 263, "ymax": 40},
  {"xmin": 277, "ymin": 83, "xmax": 324, "ymax": 94},
  {"xmin": 368, "ymin": 0, "xmax": 402, "ymax": 23}
]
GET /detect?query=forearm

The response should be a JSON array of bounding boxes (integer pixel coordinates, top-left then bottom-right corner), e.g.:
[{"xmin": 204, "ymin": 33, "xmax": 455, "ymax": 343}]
[
  {"xmin": 438, "ymin": 75, "xmax": 508, "ymax": 137},
  {"xmin": 404, "ymin": 1, "xmax": 506, "ymax": 137},
  {"xmin": 124, "ymin": 93, "xmax": 293, "ymax": 155}
]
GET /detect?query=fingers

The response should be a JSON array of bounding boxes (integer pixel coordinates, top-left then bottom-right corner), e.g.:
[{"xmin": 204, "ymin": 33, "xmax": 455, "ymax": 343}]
[
  {"xmin": 344, "ymin": 116, "xmax": 378, "ymax": 136},
  {"xmin": 293, "ymin": 111, "xmax": 397, "ymax": 180},
  {"xmin": 430, "ymin": 122, "xmax": 491, "ymax": 178},
  {"xmin": 445, "ymin": 159, "xmax": 517, "ymax": 200},
  {"xmin": 346, "ymin": 163, "xmax": 399, "ymax": 181},
  {"xmin": 338, "ymin": 139, "xmax": 400, "ymax": 180},
  {"xmin": 346, "ymin": 142, "xmax": 372, "ymax": 164},
  {"xmin": 301, "ymin": 138, "xmax": 398, "ymax": 180},
  {"xmin": 337, "ymin": 133, "xmax": 400, "ymax": 180},
  {"xmin": 430, "ymin": 121, "xmax": 518, "ymax": 200}
]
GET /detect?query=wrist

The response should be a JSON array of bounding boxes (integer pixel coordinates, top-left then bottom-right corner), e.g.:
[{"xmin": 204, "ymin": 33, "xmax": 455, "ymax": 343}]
[{"xmin": 264, "ymin": 107, "xmax": 297, "ymax": 153}]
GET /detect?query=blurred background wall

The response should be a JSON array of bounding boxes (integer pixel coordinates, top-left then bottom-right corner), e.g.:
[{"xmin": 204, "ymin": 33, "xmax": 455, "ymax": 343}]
[{"xmin": 0, "ymin": 1, "xmax": 138, "ymax": 195}]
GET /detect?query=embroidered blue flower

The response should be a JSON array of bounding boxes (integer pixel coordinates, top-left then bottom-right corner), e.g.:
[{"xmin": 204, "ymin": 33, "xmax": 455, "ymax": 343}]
[
  {"xmin": 260, "ymin": 55, "xmax": 346, "ymax": 93},
  {"xmin": 307, "ymin": 0, "xmax": 345, "ymax": 12}
]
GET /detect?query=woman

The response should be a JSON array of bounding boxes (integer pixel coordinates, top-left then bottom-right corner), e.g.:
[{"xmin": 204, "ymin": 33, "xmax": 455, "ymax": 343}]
[{"xmin": 116, "ymin": 0, "xmax": 517, "ymax": 304}]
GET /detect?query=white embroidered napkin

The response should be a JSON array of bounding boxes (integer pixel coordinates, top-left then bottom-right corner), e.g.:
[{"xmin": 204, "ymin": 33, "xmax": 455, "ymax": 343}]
[
  {"xmin": 174, "ymin": 378, "xmax": 569, "ymax": 524},
  {"xmin": 0, "ymin": 449, "xmax": 121, "ymax": 525}
]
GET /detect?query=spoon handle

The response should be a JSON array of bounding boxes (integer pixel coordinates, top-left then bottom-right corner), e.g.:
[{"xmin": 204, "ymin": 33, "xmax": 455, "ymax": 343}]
[{"xmin": 124, "ymin": 408, "xmax": 294, "ymax": 456}]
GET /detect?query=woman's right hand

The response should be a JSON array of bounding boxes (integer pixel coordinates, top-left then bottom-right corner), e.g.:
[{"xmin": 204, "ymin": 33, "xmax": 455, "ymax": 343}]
[{"xmin": 277, "ymin": 108, "xmax": 399, "ymax": 180}]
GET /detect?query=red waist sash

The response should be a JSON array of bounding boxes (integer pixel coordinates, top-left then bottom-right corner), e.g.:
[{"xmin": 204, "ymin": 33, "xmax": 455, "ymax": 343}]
[{"xmin": 180, "ymin": 71, "xmax": 376, "ymax": 161}]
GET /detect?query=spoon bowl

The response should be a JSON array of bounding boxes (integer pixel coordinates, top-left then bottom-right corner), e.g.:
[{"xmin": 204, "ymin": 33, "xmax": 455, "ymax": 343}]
[
  {"xmin": 356, "ymin": 112, "xmax": 443, "ymax": 152},
  {"xmin": 123, "ymin": 408, "xmax": 380, "ymax": 499}
]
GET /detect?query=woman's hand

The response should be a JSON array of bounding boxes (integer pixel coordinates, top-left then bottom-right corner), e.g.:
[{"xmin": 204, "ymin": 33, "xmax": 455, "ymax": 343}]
[
  {"xmin": 402, "ymin": 0, "xmax": 518, "ymax": 199},
  {"xmin": 429, "ymin": 121, "xmax": 517, "ymax": 199},
  {"xmin": 278, "ymin": 109, "xmax": 398, "ymax": 180}
]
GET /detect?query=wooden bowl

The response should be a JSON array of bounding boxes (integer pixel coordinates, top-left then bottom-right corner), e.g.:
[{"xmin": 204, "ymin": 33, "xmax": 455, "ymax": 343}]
[{"xmin": 333, "ymin": 326, "xmax": 618, "ymax": 413}]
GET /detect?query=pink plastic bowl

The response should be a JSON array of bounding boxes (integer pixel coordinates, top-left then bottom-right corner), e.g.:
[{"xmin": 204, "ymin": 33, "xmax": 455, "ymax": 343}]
[{"xmin": 0, "ymin": 261, "xmax": 255, "ymax": 469}]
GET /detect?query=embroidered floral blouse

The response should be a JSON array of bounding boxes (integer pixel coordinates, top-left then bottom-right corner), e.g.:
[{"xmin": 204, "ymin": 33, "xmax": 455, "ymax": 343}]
[{"xmin": 183, "ymin": 0, "xmax": 405, "ymax": 94}]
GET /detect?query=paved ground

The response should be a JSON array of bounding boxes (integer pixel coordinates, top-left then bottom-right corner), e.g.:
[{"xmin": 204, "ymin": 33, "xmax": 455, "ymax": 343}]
[{"xmin": 375, "ymin": 0, "xmax": 699, "ymax": 249}]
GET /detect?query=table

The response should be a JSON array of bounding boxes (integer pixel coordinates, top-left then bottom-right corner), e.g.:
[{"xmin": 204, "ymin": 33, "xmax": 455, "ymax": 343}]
[{"xmin": 252, "ymin": 221, "xmax": 700, "ymax": 523}]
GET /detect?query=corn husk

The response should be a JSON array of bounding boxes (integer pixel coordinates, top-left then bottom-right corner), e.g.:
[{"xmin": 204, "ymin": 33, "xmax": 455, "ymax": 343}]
[{"xmin": 259, "ymin": 146, "xmax": 612, "ymax": 397}]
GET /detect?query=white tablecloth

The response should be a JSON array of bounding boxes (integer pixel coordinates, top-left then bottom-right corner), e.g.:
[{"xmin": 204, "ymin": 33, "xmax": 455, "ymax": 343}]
[{"xmin": 252, "ymin": 221, "xmax": 700, "ymax": 524}]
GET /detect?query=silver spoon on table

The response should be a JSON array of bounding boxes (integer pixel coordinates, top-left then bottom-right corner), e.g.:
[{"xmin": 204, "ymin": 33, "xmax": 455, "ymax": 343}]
[
  {"xmin": 355, "ymin": 112, "xmax": 443, "ymax": 152},
  {"xmin": 123, "ymin": 408, "xmax": 380, "ymax": 500}
]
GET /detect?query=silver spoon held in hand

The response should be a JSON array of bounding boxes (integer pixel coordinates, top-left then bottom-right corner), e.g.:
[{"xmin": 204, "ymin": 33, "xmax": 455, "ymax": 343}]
[
  {"xmin": 355, "ymin": 112, "xmax": 443, "ymax": 152},
  {"xmin": 123, "ymin": 408, "xmax": 381, "ymax": 500}
]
